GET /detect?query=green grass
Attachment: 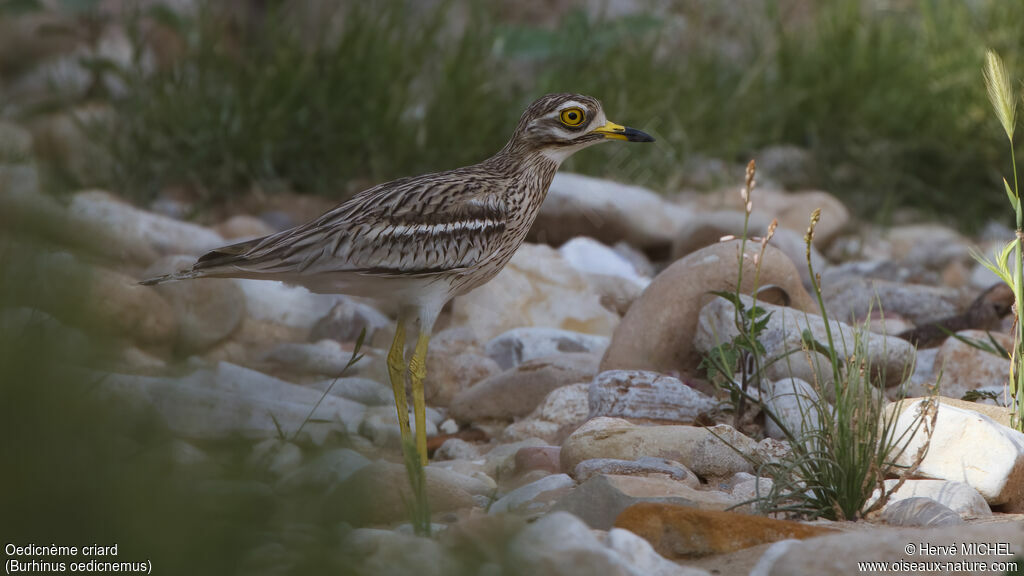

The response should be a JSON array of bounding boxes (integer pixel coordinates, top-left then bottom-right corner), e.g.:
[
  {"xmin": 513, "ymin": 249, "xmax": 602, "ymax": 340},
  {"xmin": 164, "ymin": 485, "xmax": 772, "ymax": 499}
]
[
  {"xmin": 700, "ymin": 169, "xmax": 936, "ymax": 520},
  {"xmin": 14, "ymin": 0, "xmax": 1024, "ymax": 228}
]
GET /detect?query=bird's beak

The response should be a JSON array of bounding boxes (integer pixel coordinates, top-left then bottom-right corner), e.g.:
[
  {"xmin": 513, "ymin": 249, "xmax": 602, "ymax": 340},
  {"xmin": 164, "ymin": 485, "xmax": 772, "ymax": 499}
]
[{"xmin": 591, "ymin": 120, "xmax": 655, "ymax": 142}]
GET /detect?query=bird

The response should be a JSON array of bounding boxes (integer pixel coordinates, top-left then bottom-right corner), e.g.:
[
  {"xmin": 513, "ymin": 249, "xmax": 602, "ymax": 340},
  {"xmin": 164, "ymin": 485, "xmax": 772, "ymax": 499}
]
[{"xmin": 142, "ymin": 93, "xmax": 654, "ymax": 466}]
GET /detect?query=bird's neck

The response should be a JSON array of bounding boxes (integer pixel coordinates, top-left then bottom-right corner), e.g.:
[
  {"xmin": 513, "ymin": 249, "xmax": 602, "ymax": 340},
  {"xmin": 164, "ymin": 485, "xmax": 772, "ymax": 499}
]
[{"xmin": 485, "ymin": 139, "xmax": 562, "ymax": 176}]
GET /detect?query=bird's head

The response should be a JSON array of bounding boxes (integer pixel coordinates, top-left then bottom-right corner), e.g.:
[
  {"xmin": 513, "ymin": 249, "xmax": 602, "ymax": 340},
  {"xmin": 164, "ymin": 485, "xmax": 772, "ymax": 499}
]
[{"xmin": 509, "ymin": 93, "xmax": 654, "ymax": 163}]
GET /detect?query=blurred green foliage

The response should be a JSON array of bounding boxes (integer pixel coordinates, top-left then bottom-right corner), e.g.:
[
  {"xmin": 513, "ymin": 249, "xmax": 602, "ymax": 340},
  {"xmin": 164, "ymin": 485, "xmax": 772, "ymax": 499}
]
[
  {"xmin": 21, "ymin": 0, "xmax": 1024, "ymax": 225},
  {"xmin": 0, "ymin": 243, "xmax": 364, "ymax": 575}
]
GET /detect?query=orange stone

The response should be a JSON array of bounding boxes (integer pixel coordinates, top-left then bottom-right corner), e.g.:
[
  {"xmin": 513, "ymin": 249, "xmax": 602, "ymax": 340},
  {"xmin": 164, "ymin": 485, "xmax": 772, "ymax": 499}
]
[{"xmin": 614, "ymin": 502, "xmax": 836, "ymax": 558}]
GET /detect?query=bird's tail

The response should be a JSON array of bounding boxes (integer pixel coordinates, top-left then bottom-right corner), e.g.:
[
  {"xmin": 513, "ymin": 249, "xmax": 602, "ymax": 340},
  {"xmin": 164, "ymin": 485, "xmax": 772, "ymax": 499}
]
[{"xmin": 139, "ymin": 268, "xmax": 202, "ymax": 286}]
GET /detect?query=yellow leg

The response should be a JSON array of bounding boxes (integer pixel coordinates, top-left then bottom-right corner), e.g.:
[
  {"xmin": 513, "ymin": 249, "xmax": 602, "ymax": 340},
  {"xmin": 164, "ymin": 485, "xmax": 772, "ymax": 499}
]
[
  {"xmin": 408, "ymin": 330, "xmax": 431, "ymax": 466},
  {"xmin": 386, "ymin": 317, "xmax": 411, "ymax": 446}
]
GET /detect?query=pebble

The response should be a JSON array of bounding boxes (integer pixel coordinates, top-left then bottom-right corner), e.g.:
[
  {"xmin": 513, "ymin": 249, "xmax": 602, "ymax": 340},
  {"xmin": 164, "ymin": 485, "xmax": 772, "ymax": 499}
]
[
  {"xmin": 560, "ymin": 417, "xmax": 757, "ymax": 479},
  {"xmin": 487, "ymin": 473, "xmax": 575, "ymax": 515},
  {"xmin": 449, "ymin": 353, "xmax": 599, "ymax": 422},
  {"xmin": 486, "ymin": 327, "xmax": 610, "ymax": 370},
  {"xmin": 573, "ymin": 457, "xmax": 699, "ymax": 487},
  {"xmin": 554, "ymin": 474, "xmax": 735, "ymax": 530},
  {"xmin": 589, "ymin": 370, "xmax": 720, "ymax": 423}
]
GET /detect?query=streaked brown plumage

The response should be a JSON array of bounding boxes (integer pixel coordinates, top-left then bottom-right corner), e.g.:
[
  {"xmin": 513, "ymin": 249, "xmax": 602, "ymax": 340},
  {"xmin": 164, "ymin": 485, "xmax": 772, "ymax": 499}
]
[{"xmin": 143, "ymin": 92, "xmax": 654, "ymax": 466}]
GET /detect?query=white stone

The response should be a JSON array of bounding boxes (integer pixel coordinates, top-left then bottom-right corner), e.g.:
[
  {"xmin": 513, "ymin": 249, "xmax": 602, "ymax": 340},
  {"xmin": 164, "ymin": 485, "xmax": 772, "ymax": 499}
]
[
  {"xmin": 451, "ymin": 243, "xmax": 619, "ymax": 341},
  {"xmin": 235, "ymin": 279, "xmax": 349, "ymax": 331},
  {"xmin": 537, "ymin": 382, "xmax": 590, "ymax": 426},
  {"xmin": 892, "ymin": 399, "xmax": 1024, "ymax": 506},
  {"xmin": 604, "ymin": 528, "xmax": 710, "ymax": 576},
  {"xmin": 558, "ymin": 236, "xmax": 650, "ymax": 288},
  {"xmin": 509, "ymin": 511, "xmax": 710, "ymax": 576},
  {"xmin": 879, "ymin": 497, "xmax": 963, "ymax": 527},
  {"xmin": 867, "ymin": 479, "xmax": 991, "ymax": 519}
]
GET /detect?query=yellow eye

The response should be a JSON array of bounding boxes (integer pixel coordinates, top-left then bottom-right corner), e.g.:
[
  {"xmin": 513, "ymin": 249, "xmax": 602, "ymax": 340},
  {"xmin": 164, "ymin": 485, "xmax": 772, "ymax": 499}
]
[{"xmin": 560, "ymin": 107, "xmax": 586, "ymax": 127}]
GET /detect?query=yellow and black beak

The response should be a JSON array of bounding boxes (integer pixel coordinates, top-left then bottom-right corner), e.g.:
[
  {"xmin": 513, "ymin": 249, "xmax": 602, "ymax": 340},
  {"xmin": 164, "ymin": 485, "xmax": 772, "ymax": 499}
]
[{"xmin": 591, "ymin": 120, "xmax": 655, "ymax": 143}]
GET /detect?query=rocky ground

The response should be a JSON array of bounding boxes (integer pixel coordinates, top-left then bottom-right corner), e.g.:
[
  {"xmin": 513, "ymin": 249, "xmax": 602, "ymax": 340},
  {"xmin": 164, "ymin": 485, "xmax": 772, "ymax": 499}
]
[{"xmin": 5, "ymin": 114, "xmax": 1024, "ymax": 575}]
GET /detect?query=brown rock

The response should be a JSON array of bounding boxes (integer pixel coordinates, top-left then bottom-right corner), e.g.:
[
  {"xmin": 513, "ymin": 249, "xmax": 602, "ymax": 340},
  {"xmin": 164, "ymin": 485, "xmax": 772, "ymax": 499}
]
[
  {"xmin": 696, "ymin": 188, "xmax": 849, "ymax": 247},
  {"xmin": 614, "ymin": 502, "xmax": 836, "ymax": 557},
  {"xmin": 932, "ymin": 330, "xmax": 1012, "ymax": 400},
  {"xmin": 449, "ymin": 353, "xmax": 600, "ymax": 422},
  {"xmin": 514, "ymin": 446, "xmax": 561, "ymax": 475},
  {"xmin": 601, "ymin": 240, "xmax": 817, "ymax": 378},
  {"xmin": 144, "ymin": 254, "xmax": 245, "ymax": 352}
]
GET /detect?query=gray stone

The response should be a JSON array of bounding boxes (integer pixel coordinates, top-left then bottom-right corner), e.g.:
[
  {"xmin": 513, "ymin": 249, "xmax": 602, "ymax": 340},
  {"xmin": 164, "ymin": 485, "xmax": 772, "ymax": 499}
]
[
  {"xmin": 310, "ymin": 297, "xmax": 391, "ymax": 344},
  {"xmin": 763, "ymin": 378, "xmax": 828, "ymax": 441},
  {"xmin": 434, "ymin": 438, "xmax": 482, "ymax": 461},
  {"xmin": 820, "ymin": 272, "xmax": 961, "ymax": 326},
  {"xmin": 99, "ymin": 362, "xmax": 365, "ymax": 444},
  {"xmin": 307, "ymin": 377, "xmax": 392, "ymax": 406},
  {"xmin": 573, "ymin": 457, "xmax": 699, "ymax": 488},
  {"xmin": 67, "ymin": 190, "xmax": 225, "ymax": 265},
  {"xmin": 486, "ymin": 327, "xmax": 610, "ymax": 370},
  {"xmin": 246, "ymin": 438, "xmax": 303, "ymax": 478},
  {"xmin": 277, "ymin": 448, "xmax": 370, "ymax": 493},
  {"xmin": 553, "ymin": 474, "xmax": 736, "ymax": 530},
  {"xmin": 359, "ymin": 405, "xmax": 439, "ymax": 448},
  {"xmin": 264, "ymin": 339, "xmax": 361, "ymax": 377},
  {"xmin": 695, "ymin": 295, "xmax": 914, "ymax": 387},
  {"xmin": 488, "ymin": 473, "xmax": 575, "ymax": 515},
  {"xmin": 589, "ymin": 370, "xmax": 720, "ymax": 423}
]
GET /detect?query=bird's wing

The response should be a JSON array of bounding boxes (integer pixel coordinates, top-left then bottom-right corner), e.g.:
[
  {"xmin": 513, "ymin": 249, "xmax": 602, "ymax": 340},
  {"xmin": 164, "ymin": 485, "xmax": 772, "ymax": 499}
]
[{"xmin": 193, "ymin": 172, "xmax": 509, "ymax": 277}]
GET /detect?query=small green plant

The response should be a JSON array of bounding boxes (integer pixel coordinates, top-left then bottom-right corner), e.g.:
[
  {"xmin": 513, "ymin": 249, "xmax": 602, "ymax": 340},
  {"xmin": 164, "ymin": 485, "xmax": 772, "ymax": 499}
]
[
  {"xmin": 700, "ymin": 160, "xmax": 778, "ymax": 429},
  {"xmin": 700, "ymin": 172, "xmax": 937, "ymax": 520},
  {"xmin": 971, "ymin": 49, "xmax": 1024, "ymax": 430}
]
